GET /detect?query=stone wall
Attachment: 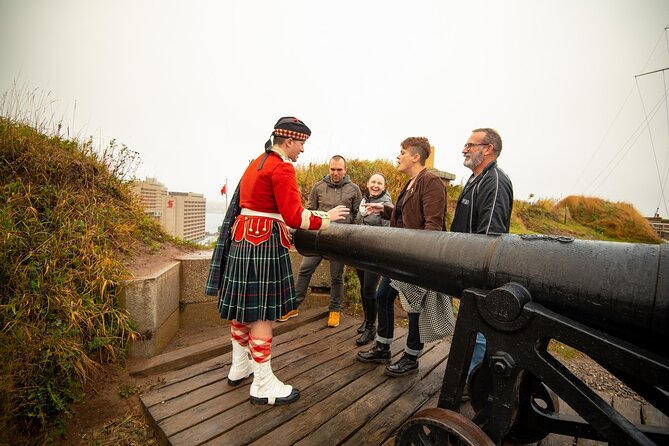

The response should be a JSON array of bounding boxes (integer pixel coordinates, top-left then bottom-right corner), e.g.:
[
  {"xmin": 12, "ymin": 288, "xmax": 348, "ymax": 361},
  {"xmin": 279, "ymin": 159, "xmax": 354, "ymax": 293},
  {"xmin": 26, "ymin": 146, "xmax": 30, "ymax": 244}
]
[
  {"xmin": 120, "ymin": 261, "xmax": 181, "ymax": 358},
  {"xmin": 120, "ymin": 248, "xmax": 331, "ymax": 358}
]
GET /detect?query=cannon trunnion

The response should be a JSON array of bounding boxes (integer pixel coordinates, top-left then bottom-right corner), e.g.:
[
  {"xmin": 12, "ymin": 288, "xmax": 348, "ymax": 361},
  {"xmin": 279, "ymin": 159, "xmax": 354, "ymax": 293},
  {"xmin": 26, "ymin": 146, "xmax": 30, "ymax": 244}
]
[{"xmin": 294, "ymin": 226, "xmax": 669, "ymax": 445}]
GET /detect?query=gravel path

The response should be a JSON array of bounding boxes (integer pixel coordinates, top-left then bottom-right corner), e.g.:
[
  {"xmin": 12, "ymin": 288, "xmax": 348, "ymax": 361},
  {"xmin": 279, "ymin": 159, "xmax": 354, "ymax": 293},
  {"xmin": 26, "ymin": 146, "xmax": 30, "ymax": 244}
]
[{"xmin": 563, "ymin": 356, "xmax": 644, "ymax": 402}]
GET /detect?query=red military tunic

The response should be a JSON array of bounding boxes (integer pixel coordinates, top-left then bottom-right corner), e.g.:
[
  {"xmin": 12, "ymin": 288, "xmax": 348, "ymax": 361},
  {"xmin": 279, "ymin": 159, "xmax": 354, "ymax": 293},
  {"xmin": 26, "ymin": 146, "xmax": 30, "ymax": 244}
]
[{"xmin": 239, "ymin": 147, "xmax": 330, "ymax": 231}]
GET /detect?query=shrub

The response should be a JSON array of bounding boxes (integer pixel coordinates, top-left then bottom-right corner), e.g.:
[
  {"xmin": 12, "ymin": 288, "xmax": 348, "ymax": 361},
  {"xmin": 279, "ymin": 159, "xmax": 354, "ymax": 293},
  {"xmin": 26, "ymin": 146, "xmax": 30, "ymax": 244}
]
[{"xmin": 0, "ymin": 117, "xmax": 164, "ymax": 443}]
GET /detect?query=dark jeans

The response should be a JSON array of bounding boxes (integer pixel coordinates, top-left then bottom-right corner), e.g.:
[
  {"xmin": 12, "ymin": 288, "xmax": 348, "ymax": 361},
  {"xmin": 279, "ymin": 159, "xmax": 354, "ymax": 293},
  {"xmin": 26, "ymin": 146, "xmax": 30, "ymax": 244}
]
[
  {"xmin": 355, "ymin": 268, "xmax": 381, "ymax": 301},
  {"xmin": 375, "ymin": 276, "xmax": 423, "ymax": 355}
]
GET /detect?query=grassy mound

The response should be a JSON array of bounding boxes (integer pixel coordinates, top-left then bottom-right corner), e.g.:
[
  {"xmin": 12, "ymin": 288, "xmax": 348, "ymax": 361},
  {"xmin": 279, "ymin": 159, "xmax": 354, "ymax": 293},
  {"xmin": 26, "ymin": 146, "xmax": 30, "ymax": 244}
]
[
  {"xmin": 0, "ymin": 118, "xmax": 166, "ymax": 443},
  {"xmin": 515, "ymin": 196, "xmax": 660, "ymax": 243}
]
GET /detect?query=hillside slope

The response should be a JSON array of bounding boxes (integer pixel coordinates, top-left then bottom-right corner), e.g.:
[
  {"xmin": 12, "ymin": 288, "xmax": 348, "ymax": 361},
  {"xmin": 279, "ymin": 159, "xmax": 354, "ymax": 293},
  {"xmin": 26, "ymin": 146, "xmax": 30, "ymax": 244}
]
[{"xmin": 0, "ymin": 118, "xmax": 169, "ymax": 444}]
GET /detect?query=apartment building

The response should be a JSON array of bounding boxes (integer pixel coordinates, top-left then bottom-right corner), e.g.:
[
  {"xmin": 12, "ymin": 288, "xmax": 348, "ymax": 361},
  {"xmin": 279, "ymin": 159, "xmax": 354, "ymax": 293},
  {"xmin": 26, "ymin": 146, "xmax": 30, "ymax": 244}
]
[
  {"xmin": 164, "ymin": 191, "xmax": 206, "ymax": 241},
  {"xmin": 132, "ymin": 177, "xmax": 168, "ymax": 222},
  {"xmin": 132, "ymin": 178, "xmax": 206, "ymax": 241}
]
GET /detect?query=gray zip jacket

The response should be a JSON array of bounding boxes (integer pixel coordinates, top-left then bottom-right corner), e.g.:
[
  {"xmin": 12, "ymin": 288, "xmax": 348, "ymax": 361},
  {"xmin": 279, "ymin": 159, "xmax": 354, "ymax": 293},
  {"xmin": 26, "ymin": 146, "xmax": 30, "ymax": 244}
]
[
  {"xmin": 308, "ymin": 174, "xmax": 362, "ymax": 224},
  {"xmin": 355, "ymin": 190, "xmax": 392, "ymax": 227}
]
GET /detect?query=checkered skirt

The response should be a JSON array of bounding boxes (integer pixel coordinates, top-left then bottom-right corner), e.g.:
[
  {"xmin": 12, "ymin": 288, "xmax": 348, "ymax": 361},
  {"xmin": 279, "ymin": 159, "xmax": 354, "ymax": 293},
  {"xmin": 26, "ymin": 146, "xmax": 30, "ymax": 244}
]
[
  {"xmin": 391, "ymin": 279, "xmax": 455, "ymax": 343},
  {"xmin": 217, "ymin": 223, "xmax": 297, "ymax": 322}
]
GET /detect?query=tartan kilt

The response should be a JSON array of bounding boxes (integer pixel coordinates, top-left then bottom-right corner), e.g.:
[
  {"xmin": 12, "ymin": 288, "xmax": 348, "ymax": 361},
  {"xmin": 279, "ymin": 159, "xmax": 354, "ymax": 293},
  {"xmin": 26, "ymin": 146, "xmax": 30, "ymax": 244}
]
[{"xmin": 217, "ymin": 224, "xmax": 297, "ymax": 322}]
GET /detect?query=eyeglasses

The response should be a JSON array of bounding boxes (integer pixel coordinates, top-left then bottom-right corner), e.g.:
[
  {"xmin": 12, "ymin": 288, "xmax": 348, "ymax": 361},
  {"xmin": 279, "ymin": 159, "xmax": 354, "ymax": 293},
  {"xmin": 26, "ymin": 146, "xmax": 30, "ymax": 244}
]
[{"xmin": 463, "ymin": 143, "xmax": 490, "ymax": 150}]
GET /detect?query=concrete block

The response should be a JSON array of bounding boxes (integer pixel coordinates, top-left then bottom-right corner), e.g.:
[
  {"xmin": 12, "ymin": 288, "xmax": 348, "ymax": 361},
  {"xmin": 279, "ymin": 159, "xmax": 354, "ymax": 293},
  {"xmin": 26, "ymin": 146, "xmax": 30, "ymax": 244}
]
[
  {"xmin": 178, "ymin": 251, "xmax": 214, "ymax": 304},
  {"xmin": 180, "ymin": 300, "xmax": 227, "ymax": 329},
  {"xmin": 127, "ymin": 306, "xmax": 180, "ymax": 358},
  {"xmin": 288, "ymin": 248, "xmax": 331, "ymax": 288},
  {"xmin": 120, "ymin": 261, "xmax": 181, "ymax": 358}
]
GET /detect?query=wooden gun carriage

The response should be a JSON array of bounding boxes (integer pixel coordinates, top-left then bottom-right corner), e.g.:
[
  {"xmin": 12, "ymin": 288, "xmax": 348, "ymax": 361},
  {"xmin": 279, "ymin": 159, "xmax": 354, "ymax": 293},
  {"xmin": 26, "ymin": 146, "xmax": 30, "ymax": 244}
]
[{"xmin": 293, "ymin": 225, "xmax": 669, "ymax": 445}]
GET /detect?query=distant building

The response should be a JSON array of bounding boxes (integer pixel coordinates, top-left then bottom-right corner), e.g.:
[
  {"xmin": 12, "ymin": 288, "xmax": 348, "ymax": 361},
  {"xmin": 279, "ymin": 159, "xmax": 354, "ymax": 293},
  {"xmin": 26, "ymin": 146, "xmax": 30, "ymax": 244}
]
[
  {"xmin": 164, "ymin": 191, "xmax": 206, "ymax": 241},
  {"xmin": 132, "ymin": 178, "xmax": 206, "ymax": 241},
  {"xmin": 426, "ymin": 145, "xmax": 457, "ymax": 187},
  {"xmin": 132, "ymin": 177, "xmax": 168, "ymax": 223}
]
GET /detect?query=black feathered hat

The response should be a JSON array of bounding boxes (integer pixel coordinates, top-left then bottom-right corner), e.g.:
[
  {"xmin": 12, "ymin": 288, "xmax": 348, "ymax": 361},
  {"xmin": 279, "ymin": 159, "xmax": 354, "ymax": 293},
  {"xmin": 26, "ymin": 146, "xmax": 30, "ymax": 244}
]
[{"xmin": 264, "ymin": 116, "xmax": 311, "ymax": 151}]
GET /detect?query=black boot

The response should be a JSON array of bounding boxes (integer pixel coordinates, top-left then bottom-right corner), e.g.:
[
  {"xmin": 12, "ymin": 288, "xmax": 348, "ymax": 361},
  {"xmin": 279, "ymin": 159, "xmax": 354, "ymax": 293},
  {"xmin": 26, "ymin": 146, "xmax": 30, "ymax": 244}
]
[
  {"xmin": 357, "ymin": 320, "xmax": 366, "ymax": 333},
  {"xmin": 357, "ymin": 342, "xmax": 390, "ymax": 363},
  {"xmin": 385, "ymin": 353, "xmax": 419, "ymax": 377},
  {"xmin": 356, "ymin": 322, "xmax": 376, "ymax": 346}
]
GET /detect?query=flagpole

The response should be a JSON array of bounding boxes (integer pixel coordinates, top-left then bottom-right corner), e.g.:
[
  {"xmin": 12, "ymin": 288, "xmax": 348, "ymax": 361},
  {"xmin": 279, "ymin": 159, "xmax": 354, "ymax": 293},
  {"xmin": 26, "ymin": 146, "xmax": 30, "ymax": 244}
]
[{"xmin": 225, "ymin": 178, "xmax": 228, "ymax": 211}]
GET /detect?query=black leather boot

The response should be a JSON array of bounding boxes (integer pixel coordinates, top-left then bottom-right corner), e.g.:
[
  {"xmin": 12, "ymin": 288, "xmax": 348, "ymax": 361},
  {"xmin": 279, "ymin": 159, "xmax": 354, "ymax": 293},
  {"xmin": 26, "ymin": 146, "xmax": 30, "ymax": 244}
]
[
  {"xmin": 356, "ymin": 322, "xmax": 376, "ymax": 346},
  {"xmin": 357, "ymin": 342, "xmax": 390, "ymax": 363},
  {"xmin": 385, "ymin": 353, "xmax": 419, "ymax": 377}
]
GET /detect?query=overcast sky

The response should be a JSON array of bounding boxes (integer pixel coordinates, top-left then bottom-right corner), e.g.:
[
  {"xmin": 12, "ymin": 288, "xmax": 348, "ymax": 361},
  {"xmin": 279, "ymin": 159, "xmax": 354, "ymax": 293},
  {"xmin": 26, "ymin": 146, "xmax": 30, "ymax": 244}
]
[{"xmin": 2, "ymin": 0, "xmax": 669, "ymax": 217}]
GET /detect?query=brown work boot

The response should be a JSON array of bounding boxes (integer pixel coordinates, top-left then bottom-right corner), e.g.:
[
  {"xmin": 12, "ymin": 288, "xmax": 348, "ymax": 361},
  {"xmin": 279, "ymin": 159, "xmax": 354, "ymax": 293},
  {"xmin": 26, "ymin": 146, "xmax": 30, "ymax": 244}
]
[
  {"xmin": 327, "ymin": 311, "xmax": 340, "ymax": 327},
  {"xmin": 276, "ymin": 309, "xmax": 298, "ymax": 322}
]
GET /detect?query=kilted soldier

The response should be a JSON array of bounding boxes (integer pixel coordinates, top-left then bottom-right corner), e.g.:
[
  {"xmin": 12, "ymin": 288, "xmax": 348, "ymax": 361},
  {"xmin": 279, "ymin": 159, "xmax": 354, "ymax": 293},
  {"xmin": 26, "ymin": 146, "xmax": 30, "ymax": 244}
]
[{"xmin": 205, "ymin": 117, "xmax": 349, "ymax": 405}]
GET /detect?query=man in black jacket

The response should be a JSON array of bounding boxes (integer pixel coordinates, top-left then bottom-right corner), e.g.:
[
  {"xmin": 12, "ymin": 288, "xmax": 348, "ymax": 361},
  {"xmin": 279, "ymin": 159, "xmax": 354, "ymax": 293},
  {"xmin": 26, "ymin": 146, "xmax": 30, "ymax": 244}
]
[{"xmin": 450, "ymin": 128, "xmax": 513, "ymax": 390}]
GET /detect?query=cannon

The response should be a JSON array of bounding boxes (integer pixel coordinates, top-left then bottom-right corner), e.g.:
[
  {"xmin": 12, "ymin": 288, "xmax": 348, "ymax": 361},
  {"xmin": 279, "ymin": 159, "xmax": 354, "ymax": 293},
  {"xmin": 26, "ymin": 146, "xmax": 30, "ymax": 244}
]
[{"xmin": 293, "ymin": 225, "xmax": 669, "ymax": 445}]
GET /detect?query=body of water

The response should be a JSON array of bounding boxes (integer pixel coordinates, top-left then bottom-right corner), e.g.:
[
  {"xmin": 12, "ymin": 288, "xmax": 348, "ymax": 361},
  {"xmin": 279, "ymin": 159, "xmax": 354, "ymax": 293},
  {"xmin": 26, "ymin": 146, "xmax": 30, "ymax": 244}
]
[{"xmin": 206, "ymin": 212, "xmax": 225, "ymax": 234}]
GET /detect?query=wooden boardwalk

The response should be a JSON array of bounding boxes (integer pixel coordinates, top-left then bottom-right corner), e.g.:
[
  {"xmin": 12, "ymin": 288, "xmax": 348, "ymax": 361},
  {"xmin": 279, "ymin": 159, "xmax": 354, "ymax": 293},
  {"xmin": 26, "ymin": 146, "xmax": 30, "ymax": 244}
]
[{"xmin": 138, "ymin": 308, "xmax": 668, "ymax": 446}]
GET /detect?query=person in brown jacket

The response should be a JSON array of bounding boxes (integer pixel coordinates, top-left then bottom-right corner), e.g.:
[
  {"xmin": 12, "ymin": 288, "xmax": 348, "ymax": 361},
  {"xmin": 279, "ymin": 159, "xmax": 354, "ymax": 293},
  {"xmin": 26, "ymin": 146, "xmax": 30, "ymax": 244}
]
[{"xmin": 357, "ymin": 137, "xmax": 446, "ymax": 376}]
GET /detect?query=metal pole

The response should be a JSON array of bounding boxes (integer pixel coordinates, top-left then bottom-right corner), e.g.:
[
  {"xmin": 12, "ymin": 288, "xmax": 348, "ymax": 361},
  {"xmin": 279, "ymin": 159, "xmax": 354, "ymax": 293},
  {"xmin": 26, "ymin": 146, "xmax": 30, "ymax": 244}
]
[{"xmin": 634, "ymin": 67, "xmax": 669, "ymax": 78}]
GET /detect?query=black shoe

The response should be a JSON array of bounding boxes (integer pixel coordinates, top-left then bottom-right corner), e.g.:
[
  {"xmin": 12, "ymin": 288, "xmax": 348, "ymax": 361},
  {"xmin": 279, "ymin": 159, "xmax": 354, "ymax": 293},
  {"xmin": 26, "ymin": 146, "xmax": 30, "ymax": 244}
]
[
  {"xmin": 385, "ymin": 353, "xmax": 419, "ymax": 377},
  {"xmin": 357, "ymin": 320, "xmax": 366, "ymax": 333},
  {"xmin": 357, "ymin": 343, "xmax": 390, "ymax": 363},
  {"xmin": 356, "ymin": 326, "xmax": 376, "ymax": 346}
]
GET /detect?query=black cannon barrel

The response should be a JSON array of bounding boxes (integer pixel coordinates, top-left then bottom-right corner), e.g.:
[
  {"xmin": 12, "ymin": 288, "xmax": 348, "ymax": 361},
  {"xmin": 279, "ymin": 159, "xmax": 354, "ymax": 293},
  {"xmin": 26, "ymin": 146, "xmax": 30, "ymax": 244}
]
[{"xmin": 294, "ymin": 225, "xmax": 669, "ymax": 347}]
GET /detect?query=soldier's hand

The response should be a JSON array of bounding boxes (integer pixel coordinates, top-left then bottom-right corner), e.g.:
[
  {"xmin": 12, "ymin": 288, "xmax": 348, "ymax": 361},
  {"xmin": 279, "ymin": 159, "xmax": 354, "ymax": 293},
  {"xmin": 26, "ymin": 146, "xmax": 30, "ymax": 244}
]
[{"xmin": 328, "ymin": 205, "xmax": 350, "ymax": 222}]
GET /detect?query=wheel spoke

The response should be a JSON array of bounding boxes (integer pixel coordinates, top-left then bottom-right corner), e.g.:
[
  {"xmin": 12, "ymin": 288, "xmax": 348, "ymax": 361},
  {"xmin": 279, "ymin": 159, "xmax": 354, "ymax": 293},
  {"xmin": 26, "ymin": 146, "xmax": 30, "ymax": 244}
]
[{"xmin": 396, "ymin": 408, "xmax": 495, "ymax": 446}]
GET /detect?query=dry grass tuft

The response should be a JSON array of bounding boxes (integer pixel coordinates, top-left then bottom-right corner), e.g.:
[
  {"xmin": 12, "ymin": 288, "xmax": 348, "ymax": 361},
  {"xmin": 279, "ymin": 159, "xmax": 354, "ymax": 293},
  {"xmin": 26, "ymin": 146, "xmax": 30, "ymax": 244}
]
[{"xmin": 88, "ymin": 413, "xmax": 158, "ymax": 446}]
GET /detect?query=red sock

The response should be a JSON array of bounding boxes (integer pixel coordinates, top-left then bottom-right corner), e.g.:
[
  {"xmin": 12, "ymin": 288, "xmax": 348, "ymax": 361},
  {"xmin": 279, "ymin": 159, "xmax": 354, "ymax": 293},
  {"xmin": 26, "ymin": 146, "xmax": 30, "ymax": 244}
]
[
  {"xmin": 231, "ymin": 320, "xmax": 250, "ymax": 347},
  {"xmin": 248, "ymin": 335, "xmax": 272, "ymax": 363}
]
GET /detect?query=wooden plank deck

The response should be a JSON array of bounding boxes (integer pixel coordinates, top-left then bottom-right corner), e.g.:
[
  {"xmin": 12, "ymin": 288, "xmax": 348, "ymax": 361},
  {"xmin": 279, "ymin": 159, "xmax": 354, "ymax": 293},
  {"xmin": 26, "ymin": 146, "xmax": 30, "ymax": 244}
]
[{"xmin": 139, "ymin": 308, "xmax": 668, "ymax": 446}]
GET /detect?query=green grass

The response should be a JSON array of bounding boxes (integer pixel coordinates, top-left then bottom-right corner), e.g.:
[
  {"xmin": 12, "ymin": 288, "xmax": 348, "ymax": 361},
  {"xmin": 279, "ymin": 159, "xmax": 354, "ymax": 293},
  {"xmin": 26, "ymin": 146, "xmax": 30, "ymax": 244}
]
[
  {"xmin": 0, "ymin": 113, "xmax": 168, "ymax": 444},
  {"xmin": 548, "ymin": 340, "xmax": 581, "ymax": 361}
]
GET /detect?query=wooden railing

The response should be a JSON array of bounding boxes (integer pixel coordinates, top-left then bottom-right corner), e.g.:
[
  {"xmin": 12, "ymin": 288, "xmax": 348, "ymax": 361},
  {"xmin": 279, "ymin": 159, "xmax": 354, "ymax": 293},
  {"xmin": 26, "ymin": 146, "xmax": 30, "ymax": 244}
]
[{"xmin": 647, "ymin": 219, "xmax": 669, "ymax": 240}]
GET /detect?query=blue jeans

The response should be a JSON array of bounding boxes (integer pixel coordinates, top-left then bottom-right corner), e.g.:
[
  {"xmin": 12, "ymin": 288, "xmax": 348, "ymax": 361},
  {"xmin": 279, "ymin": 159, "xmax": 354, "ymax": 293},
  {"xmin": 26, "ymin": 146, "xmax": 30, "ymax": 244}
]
[
  {"xmin": 375, "ymin": 276, "xmax": 423, "ymax": 356},
  {"xmin": 467, "ymin": 332, "xmax": 486, "ymax": 382}
]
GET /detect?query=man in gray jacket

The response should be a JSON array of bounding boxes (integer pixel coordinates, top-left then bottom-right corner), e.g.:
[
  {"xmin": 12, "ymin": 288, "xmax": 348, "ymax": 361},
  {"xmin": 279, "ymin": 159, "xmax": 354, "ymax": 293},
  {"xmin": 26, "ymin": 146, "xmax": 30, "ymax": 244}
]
[{"xmin": 277, "ymin": 155, "xmax": 362, "ymax": 327}]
